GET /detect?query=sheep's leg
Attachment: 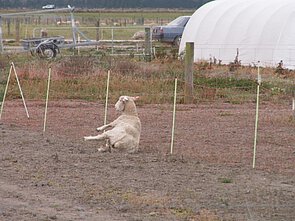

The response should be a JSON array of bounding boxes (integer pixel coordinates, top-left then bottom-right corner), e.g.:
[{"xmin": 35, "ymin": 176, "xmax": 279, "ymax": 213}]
[
  {"xmin": 97, "ymin": 119, "xmax": 119, "ymax": 132},
  {"xmin": 128, "ymin": 149, "xmax": 138, "ymax": 154},
  {"xmin": 96, "ymin": 124, "xmax": 112, "ymax": 132},
  {"xmin": 106, "ymin": 138, "xmax": 112, "ymax": 152},
  {"xmin": 84, "ymin": 133, "xmax": 107, "ymax": 141},
  {"xmin": 97, "ymin": 138, "xmax": 112, "ymax": 152},
  {"xmin": 84, "ymin": 134, "xmax": 111, "ymax": 152}
]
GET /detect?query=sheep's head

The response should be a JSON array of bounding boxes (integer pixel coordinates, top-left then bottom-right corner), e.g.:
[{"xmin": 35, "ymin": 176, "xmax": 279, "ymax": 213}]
[{"xmin": 115, "ymin": 96, "xmax": 139, "ymax": 115}]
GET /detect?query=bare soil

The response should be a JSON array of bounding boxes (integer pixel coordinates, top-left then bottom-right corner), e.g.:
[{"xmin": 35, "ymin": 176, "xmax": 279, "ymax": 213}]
[{"xmin": 0, "ymin": 100, "xmax": 294, "ymax": 221}]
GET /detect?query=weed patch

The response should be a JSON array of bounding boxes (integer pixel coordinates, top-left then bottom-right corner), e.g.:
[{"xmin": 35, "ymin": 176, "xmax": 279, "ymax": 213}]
[
  {"xmin": 1, "ymin": 54, "xmax": 293, "ymax": 105},
  {"xmin": 218, "ymin": 177, "xmax": 233, "ymax": 184}
]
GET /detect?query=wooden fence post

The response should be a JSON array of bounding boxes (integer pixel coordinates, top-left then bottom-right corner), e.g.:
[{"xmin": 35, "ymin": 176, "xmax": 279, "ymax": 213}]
[
  {"xmin": 292, "ymin": 86, "xmax": 295, "ymax": 120},
  {"xmin": 0, "ymin": 17, "xmax": 3, "ymax": 52},
  {"xmin": 7, "ymin": 18, "xmax": 11, "ymax": 36},
  {"xmin": 144, "ymin": 27, "xmax": 152, "ymax": 62},
  {"xmin": 96, "ymin": 19, "xmax": 100, "ymax": 41},
  {"xmin": 184, "ymin": 42, "xmax": 194, "ymax": 103},
  {"xmin": 15, "ymin": 18, "xmax": 20, "ymax": 43}
]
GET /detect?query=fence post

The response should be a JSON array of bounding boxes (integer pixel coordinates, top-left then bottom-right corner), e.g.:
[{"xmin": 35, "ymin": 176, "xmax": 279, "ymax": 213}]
[
  {"xmin": 144, "ymin": 27, "xmax": 152, "ymax": 62},
  {"xmin": 15, "ymin": 18, "xmax": 20, "ymax": 43},
  {"xmin": 7, "ymin": 18, "xmax": 11, "ymax": 36},
  {"xmin": 96, "ymin": 19, "xmax": 100, "ymax": 41},
  {"xmin": 184, "ymin": 42, "xmax": 194, "ymax": 103},
  {"xmin": 111, "ymin": 28, "xmax": 114, "ymax": 55},
  {"xmin": 0, "ymin": 16, "xmax": 3, "ymax": 52},
  {"xmin": 292, "ymin": 86, "xmax": 295, "ymax": 120}
]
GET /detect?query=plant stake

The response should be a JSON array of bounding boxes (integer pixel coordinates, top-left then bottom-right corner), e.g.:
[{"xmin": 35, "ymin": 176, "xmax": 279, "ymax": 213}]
[
  {"xmin": 0, "ymin": 65, "xmax": 13, "ymax": 120},
  {"xmin": 170, "ymin": 78, "xmax": 178, "ymax": 154},
  {"xmin": 104, "ymin": 70, "xmax": 110, "ymax": 126},
  {"xmin": 43, "ymin": 67, "xmax": 51, "ymax": 132},
  {"xmin": 253, "ymin": 63, "xmax": 261, "ymax": 169}
]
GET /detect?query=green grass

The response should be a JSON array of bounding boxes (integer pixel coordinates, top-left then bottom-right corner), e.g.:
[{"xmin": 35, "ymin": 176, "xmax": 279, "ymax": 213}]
[
  {"xmin": 195, "ymin": 76, "xmax": 257, "ymax": 90},
  {"xmin": 218, "ymin": 177, "xmax": 233, "ymax": 184},
  {"xmin": 0, "ymin": 10, "xmax": 193, "ymax": 41},
  {"xmin": 75, "ymin": 11, "xmax": 193, "ymax": 20}
]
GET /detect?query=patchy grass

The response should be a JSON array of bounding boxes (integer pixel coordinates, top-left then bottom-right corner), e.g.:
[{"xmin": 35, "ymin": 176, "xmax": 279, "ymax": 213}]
[
  {"xmin": 218, "ymin": 177, "xmax": 233, "ymax": 184},
  {"xmin": 195, "ymin": 76, "xmax": 258, "ymax": 90},
  {"xmin": 122, "ymin": 191, "xmax": 168, "ymax": 209},
  {"xmin": 0, "ymin": 54, "xmax": 294, "ymax": 105},
  {"xmin": 218, "ymin": 111, "xmax": 233, "ymax": 117},
  {"xmin": 195, "ymin": 209, "xmax": 221, "ymax": 221},
  {"xmin": 170, "ymin": 207, "xmax": 195, "ymax": 219}
]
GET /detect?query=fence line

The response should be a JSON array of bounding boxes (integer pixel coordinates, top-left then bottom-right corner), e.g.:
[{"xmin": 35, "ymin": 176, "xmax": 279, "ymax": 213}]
[{"xmin": 1, "ymin": 64, "xmax": 294, "ymax": 172}]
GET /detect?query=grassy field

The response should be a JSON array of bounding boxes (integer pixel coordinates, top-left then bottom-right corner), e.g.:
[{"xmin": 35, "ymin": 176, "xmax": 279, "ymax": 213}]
[
  {"xmin": 0, "ymin": 52, "xmax": 294, "ymax": 106},
  {"xmin": 0, "ymin": 9, "xmax": 193, "ymax": 40},
  {"xmin": 75, "ymin": 10, "xmax": 193, "ymax": 20}
]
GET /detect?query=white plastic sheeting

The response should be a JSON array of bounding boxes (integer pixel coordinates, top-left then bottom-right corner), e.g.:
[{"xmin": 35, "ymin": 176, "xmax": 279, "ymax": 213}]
[{"xmin": 179, "ymin": 0, "xmax": 295, "ymax": 69}]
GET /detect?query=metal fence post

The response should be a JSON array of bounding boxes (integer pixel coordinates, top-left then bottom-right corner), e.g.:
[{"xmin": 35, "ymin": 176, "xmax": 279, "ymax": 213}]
[{"xmin": 184, "ymin": 42, "xmax": 194, "ymax": 103}]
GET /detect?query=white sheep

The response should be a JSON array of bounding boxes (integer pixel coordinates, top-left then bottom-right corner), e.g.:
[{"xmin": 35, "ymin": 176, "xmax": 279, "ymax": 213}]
[
  {"xmin": 131, "ymin": 31, "xmax": 145, "ymax": 40},
  {"xmin": 84, "ymin": 96, "xmax": 141, "ymax": 153}
]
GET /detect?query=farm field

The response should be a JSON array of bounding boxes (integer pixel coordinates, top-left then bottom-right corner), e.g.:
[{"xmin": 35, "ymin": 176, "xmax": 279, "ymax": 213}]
[
  {"xmin": 0, "ymin": 99, "xmax": 294, "ymax": 221},
  {"xmin": 0, "ymin": 9, "xmax": 193, "ymax": 40},
  {"xmin": 0, "ymin": 9, "xmax": 295, "ymax": 219},
  {"xmin": 0, "ymin": 9, "xmax": 190, "ymax": 59}
]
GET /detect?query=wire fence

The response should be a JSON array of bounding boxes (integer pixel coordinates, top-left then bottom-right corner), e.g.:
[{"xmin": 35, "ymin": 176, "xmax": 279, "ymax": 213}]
[{"xmin": 0, "ymin": 60, "xmax": 294, "ymax": 176}]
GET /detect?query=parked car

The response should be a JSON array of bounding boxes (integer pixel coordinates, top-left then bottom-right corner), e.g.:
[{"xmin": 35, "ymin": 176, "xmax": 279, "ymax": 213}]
[
  {"xmin": 42, "ymin": 4, "xmax": 55, "ymax": 9},
  {"xmin": 152, "ymin": 16, "xmax": 191, "ymax": 47}
]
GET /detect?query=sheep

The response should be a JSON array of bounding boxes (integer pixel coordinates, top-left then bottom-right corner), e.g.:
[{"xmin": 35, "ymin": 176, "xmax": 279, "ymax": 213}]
[
  {"xmin": 131, "ymin": 31, "xmax": 145, "ymax": 40},
  {"xmin": 56, "ymin": 20, "xmax": 80, "ymax": 26},
  {"xmin": 84, "ymin": 96, "xmax": 141, "ymax": 153}
]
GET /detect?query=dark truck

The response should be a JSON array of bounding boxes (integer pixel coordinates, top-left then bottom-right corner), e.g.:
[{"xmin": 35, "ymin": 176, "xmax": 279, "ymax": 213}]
[{"xmin": 152, "ymin": 16, "xmax": 191, "ymax": 47}]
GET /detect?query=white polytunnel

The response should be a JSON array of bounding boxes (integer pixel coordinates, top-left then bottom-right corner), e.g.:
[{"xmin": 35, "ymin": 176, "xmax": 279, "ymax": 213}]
[{"xmin": 179, "ymin": 0, "xmax": 295, "ymax": 69}]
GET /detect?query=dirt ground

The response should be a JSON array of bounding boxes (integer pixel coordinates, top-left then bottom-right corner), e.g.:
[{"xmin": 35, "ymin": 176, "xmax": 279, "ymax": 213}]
[{"xmin": 0, "ymin": 100, "xmax": 294, "ymax": 221}]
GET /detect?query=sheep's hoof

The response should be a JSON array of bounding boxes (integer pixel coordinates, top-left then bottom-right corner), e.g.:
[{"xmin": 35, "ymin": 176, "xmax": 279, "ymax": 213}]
[
  {"xmin": 98, "ymin": 147, "xmax": 108, "ymax": 152},
  {"xmin": 128, "ymin": 148, "xmax": 138, "ymax": 154}
]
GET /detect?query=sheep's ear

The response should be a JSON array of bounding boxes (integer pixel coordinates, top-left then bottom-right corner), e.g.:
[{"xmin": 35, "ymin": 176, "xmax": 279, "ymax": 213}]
[
  {"xmin": 132, "ymin": 96, "xmax": 140, "ymax": 101},
  {"xmin": 122, "ymin": 96, "xmax": 129, "ymax": 102}
]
